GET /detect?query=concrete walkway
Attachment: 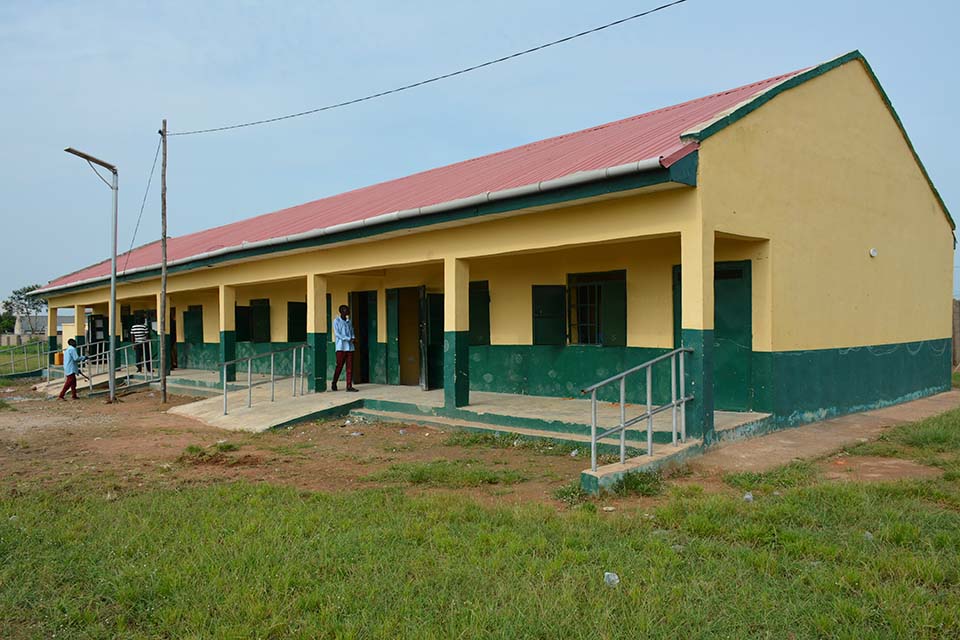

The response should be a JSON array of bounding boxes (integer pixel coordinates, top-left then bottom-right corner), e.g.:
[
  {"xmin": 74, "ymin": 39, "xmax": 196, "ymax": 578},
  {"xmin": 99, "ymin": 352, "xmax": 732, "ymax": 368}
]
[
  {"xmin": 693, "ymin": 390, "xmax": 960, "ymax": 473},
  {"xmin": 166, "ymin": 378, "xmax": 768, "ymax": 435}
]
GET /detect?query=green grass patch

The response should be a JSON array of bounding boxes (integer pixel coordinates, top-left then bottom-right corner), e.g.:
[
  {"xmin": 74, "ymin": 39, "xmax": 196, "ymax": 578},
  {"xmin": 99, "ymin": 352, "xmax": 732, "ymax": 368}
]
[
  {"xmin": 2, "ymin": 479, "xmax": 960, "ymax": 638},
  {"xmin": 553, "ymin": 481, "xmax": 590, "ymax": 506},
  {"xmin": 368, "ymin": 459, "xmax": 527, "ymax": 487},
  {"xmin": 612, "ymin": 470, "xmax": 664, "ymax": 497},
  {"xmin": 846, "ymin": 407, "xmax": 960, "ymax": 475},
  {"xmin": 723, "ymin": 461, "xmax": 818, "ymax": 493},
  {"xmin": 0, "ymin": 399, "xmax": 13, "ymax": 412},
  {"xmin": 178, "ymin": 442, "xmax": 242, "ymax": 464},
  {"xmin": 952, "ymin": 371, "xmax": 960, "ymax": 388}
]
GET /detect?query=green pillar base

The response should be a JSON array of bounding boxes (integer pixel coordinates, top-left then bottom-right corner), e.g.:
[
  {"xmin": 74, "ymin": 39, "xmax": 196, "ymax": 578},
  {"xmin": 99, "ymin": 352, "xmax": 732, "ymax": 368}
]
[
  {"xmin": 444, "ymin": 331, "xmax": 469, "ymax": 409},
  {"xmin": 308, "ymin": 332, "xmax": 328, "ymax": 392},
  {"xmin": 681, "ymin": 328, "xmax": 714, "ymax": 440},
  {"xmin": 219, "ymin": 330, "xmax": 236, "ymax": 383},
  {"xmin": 75, "ymin": 336, "xmax": 86, "ymax": 347},
  {"xmin": 48, "ymin": 336, "xmax": 58, "ymax": 364}
]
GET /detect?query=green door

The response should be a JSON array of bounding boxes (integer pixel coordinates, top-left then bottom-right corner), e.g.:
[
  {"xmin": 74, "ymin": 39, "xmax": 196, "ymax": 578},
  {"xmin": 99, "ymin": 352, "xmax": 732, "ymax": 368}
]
[{"xmin": 672, "ymin": 261, "xmax": 753, "ymax": 411}]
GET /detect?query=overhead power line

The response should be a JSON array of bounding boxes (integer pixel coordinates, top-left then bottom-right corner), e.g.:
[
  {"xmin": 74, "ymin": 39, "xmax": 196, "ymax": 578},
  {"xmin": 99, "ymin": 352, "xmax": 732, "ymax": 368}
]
[
  {"xmin": 121, "ymin": 135, "xmax": 162, "ymax": 274},
  {"xmin": 168, "ymin": 0, "xmax": 689, "ymax": 136}
]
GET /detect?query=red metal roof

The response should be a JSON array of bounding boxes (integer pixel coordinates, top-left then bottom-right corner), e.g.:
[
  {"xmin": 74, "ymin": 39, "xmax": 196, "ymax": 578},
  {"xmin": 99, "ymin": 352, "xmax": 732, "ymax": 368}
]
[{"xmin": 44, "ymin": 66, "xmax": 807, "ymax": 292}]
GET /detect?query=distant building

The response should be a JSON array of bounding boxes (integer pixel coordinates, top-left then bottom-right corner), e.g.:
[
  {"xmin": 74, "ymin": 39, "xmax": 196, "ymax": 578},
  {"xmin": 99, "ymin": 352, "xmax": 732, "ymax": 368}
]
[{"xmin": 34, "ymin": 51, "xmax": 953, "ymax": 441}]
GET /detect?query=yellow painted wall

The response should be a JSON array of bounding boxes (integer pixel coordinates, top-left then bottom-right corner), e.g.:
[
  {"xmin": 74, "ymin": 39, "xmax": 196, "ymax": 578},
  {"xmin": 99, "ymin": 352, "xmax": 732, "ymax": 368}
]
[
  {"xmin": 171, "ymin": 289, "xmax": 220, "ymax": 343},
  {"xmin": 235, "ymin": 279, "xmax": 307, "ymax": 342},
  {"xmin": 699, "ymin": 59, "xmax": 953, "ymax": 351},
  {"xmin": 470, "ymin": 237, "xmax": 679, "ymax": 347},
  {"xmin": 45, "ymin": 187, "xmax": 698, "ymax": 314}
]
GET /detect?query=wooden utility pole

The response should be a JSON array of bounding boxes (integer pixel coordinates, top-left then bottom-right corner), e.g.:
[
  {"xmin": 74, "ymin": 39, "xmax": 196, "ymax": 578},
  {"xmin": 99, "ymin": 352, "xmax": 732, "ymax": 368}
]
[{"xmin": 159, "ymin": 120, "xmax": 168, "ymax": 403}]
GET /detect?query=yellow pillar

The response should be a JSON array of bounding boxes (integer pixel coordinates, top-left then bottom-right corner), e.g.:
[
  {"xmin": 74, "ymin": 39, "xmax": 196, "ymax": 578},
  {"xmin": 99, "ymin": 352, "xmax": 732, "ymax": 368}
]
[
  {"xmin": 73, "ymin": 305, "xmax": 86, "ymax": 345},
  {"xmin": 443, "ymin": 257, "xmax": 470, "ymax": 408},
  {"xmin": 680, "ymin": 226, "xmax": 714, "ymax": 437},
  {"xmin": 219, "ymin": 285, "xmax": 236, "ymax": 381},
  {"xmin": 306, "ymin": 274, "xmax": 328, "ymax": 391},
  {"xmin": 47, "ymin": 307, "xmax": 58, "ymax": 361}
]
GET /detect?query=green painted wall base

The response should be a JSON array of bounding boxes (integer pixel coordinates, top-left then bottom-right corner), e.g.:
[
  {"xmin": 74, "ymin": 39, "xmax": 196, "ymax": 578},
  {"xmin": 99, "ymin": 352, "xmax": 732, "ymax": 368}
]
[
  {"xmin": 444, "ymin": 331, "xmax": 469, "ymax": 408},
  {"xmin": 750, "ymin": 338, "xmax": 951, "ymax": 423},
  {"xmin": 175, "ymin": 342, "xmax": 220, "ymax": 371},
  {"xmin": 681, "ymin": 329, "xmax": 714, "ymax": 440},
  {"xmin": 47, "ymin": 336, "xmax": 57, "ymax": 365},
  {"xmin": 219, "ymin": 331, "xmax": 236, "ymax": 383}
]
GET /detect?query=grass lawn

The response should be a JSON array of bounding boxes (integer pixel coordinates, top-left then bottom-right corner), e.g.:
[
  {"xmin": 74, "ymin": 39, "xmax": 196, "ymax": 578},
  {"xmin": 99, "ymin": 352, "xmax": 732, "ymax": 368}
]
[
  {"xmin": 1, "ymin": 412, "xmax": 960, "ymax": 637},
  {"xmin": 0, "ymin": 344, "xmax": 46, "ymax": 376}
]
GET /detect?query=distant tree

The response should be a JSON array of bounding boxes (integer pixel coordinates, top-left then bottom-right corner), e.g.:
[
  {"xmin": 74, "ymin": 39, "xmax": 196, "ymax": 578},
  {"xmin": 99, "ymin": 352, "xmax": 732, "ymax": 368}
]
[
  {"xmin": 2, "ymin": 284, "xmax": 45, "ymax": 333},
  {"xmin": 0, "ymin": 311, "xmax": 13, "ymax": 334}
]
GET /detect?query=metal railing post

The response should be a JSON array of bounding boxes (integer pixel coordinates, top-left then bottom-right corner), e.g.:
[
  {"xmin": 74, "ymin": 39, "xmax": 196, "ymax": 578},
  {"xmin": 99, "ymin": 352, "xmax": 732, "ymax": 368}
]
[
  {"xmin": 124, "ymin": 348, "xmax": 130, "ymax": 386},
  {"xmin": 679, "ymin": 350, "xmax": 687, "ymax": 443},
  {"xmin": 223, "ymin": 363, "xmax": 228, "ymax": 415},
  {"xmin": 646, "ymin": 366, "xmax": 653, "ymax": 457},
  {"xmin": 291, "ymin": 351, "xmax": 298, "ymax": 397},
  {"xmin": 300, "ymin": 346, "xmax": 306, "ymax": 395},
  {"xmin": 671, "ymin": 353, "xmax": 678, "ymax": 447},
  {"xmin": 247, "ymin": 360, "xmax": 252, "ymax": 408},
  {"xmin": 270, "ymin": 352, "xmax": 275, "ymax": 402},
  {"xmin": 590, "ymin": 389, "xmax": 598, "ymax": 472},
  {"xmin": 619, "ymin": 377, "xmax": 626, "ymax": 464}
]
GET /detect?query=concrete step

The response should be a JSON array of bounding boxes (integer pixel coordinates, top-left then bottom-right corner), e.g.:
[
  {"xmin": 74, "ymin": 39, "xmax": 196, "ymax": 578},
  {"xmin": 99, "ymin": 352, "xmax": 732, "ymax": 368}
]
[
  {"xmin": 579, "ymin": 439, "xmax": 706, "ymax": 494},
  {"xmin": 352, "ymin": 408, "xmax": 654, "ymax": 451}
]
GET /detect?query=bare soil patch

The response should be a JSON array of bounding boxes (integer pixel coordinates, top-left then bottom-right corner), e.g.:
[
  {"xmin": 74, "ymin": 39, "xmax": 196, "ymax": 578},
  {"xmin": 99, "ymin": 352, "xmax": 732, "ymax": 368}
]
[
  {"xmin": 819, "ymin": 454, "xmax": 943, "ymax": 482},
  {"xmin": 0, "ymin": 381, "xmax": 585, "ymax": 505}
]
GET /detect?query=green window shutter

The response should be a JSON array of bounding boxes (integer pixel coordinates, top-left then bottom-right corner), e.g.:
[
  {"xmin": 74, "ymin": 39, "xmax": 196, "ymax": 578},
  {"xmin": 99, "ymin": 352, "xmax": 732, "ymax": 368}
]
[
  {"xmin": 600, "ymin": 278, "xmax": 627, "ymax": 347},
  {"xmin": 184, "ymin": 305, "xmax": 204, "ymax": 344},
  {"xmin": 532, "ymin": 285, "xmax": 566, "ymax": 346},
  {"xmin": 250, "ymin": 299, "xmax": 271, "ymax": 344},
  {"xmin": 287, "ymin": 302, "xmax": 307, "ymax": 343},
  {"xmin": 469, "ymin": 281, "xmax": 491, "ymax": 346},
  {"xmin": 235, "ymin": 306, "xmax": 251, "ymax": 342}
]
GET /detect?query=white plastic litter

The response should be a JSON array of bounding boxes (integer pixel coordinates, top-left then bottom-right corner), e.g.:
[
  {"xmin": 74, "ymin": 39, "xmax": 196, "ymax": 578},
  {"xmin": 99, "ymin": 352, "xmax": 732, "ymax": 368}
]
[
  {"xmin": 399, "ymin": 429, "xmax": 407, "ymax": 436},
  {"xmin": 603, "ymin": 572, "xmax": 620, "ymax": 587},
  {"xmin": 349, "ymin": 431, "xmax": 363, "ymax": 437},
  {"xmin": 743, "ymin": 492, "xmax": 754, "ymax": 503},
  {"xmin": 569, "ymin": 449, "xmax": 579, "ymax": 457},
  {"xmin": 602, "ymin": 506, "xmax": 615, "ymax": 512},
  {"xmin": 863, "ymin": 531, "xmax": 874, "ymax": 542}
]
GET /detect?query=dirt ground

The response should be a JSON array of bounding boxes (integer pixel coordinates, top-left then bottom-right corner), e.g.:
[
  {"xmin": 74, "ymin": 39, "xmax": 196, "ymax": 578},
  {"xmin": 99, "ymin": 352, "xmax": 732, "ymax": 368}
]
[
  {"xmin": 0, "ymin": 379, "xmax": 947, "ymax": 506},
  {"xmin": 0, "ymin": 379, "xmax": 601, "ymax": 506}
]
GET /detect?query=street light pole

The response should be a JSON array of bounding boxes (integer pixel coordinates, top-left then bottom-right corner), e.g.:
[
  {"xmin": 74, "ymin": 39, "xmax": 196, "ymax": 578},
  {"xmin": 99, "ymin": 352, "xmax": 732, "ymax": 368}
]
[{"xmin": 64, "ymin": 147, "xmax": 118, "ymax": 404}]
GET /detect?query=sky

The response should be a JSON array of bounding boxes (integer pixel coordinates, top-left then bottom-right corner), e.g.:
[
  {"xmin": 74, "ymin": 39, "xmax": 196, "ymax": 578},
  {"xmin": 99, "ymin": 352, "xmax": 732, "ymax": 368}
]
[{"xmin": 0, "ymin": 0, "xmax": 957, "ymax": 304}]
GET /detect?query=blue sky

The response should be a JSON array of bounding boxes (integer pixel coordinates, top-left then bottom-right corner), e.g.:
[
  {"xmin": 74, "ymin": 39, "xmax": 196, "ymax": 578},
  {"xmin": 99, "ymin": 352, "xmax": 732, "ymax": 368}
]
[{"xmin": 1, "ymin": 0, "xmax": 957, "ymax": 302}]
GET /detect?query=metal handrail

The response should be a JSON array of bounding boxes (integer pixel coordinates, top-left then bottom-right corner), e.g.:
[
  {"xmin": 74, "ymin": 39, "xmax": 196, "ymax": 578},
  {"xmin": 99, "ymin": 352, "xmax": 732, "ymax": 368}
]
[
  {"xmin": 1, "ymin": 340, "xmax": 48, "ymax": 376},
  {"xmin": 47, "ymin": 340, "xmax": 159, "ymax": 395},
  {"xmin": 581, "ymin": 347, "xmax": 693, "ymax": 471},
  {"xmin": 220, "ymin": 343, "xmax": 308, "ymax": 415}
]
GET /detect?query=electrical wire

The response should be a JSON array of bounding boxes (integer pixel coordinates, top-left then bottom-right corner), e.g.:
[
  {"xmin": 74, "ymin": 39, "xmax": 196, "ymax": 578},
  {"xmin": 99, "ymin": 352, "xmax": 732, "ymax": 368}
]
[
  {"xmin": 168, "ymin": 0, "xmax": 688, "ymax": 136},
  {"xmin": 86, "ymin": 161, "xmax": 113, "ymax": 188},
  {"xmin": 121, "ymin": 135, "xmax": 163, "ymax": 274}
]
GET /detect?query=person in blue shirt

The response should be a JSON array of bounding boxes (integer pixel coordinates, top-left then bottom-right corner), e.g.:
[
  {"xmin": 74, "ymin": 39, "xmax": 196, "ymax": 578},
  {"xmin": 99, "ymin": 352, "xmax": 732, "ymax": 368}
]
[
  {"xmin": 58, "ymin": 338, "xmax": 86, "ymax": 400},
  {"xmin": 331, "ymin": 305, "xmax": 358, "ymax": 392}
]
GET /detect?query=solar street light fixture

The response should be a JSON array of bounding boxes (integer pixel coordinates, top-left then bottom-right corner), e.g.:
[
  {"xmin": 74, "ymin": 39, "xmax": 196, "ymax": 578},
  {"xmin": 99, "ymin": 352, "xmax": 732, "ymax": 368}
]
[{"xmin": 64, "ymin": 146, "xmax": 118, "ymax": 403}]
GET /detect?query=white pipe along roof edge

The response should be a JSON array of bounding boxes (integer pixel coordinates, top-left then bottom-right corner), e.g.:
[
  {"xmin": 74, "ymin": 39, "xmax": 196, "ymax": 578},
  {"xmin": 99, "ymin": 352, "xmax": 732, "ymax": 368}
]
[{"xmin": 35, "ymin": 156, "xmax": 668, "ymax": 296}]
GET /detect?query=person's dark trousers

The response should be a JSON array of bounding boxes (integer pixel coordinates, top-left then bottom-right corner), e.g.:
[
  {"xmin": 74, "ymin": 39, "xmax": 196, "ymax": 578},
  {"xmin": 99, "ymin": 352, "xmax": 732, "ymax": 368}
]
[
  {"xmin": 134, "ymin": 342, "xmax": 151, "ymax": 372},
  {"xmin": 58, "ymin": 374, "xmax": 78, "ymax": 400},
  {"xmin": 332, "ymin": 351, "xmax": 354, "ymax": 389}
]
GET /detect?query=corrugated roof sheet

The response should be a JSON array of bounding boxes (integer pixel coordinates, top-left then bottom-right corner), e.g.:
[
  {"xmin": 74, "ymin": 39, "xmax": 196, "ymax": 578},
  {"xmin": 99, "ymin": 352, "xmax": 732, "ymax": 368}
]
[{"xmin": 44, "ymin": 66, "xmax": 807, "ymax": 291}]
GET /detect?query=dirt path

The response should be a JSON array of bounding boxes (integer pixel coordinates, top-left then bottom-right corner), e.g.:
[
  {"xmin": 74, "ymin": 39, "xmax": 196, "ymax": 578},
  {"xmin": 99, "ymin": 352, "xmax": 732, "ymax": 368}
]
[{"xmin": 693, "ymin": 390, "xmax": 960, "ymax": 473}]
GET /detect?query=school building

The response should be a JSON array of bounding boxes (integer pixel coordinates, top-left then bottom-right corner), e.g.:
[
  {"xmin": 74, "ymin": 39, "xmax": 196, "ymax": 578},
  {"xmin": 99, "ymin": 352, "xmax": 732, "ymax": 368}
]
[{"xmin": 37, "ymin": 51, "xmax": 953, "ymax": 461}]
